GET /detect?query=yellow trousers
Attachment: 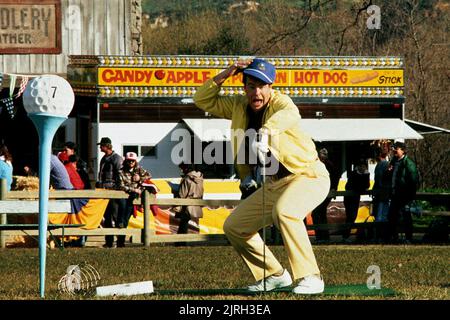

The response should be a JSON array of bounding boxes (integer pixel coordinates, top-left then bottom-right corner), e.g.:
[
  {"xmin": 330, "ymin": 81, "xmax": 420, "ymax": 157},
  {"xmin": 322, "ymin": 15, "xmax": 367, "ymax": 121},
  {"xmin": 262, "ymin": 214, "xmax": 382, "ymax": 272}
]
[{"xmin": 224, "ymin": 161, "xmax": 330, "ymax": 281}]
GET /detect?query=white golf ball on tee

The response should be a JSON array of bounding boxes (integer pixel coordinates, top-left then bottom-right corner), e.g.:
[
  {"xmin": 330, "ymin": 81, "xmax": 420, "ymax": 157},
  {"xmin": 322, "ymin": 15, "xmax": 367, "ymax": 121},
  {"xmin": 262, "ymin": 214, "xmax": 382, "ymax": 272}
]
[{"xmin": 23, "ymin": 75, "xmax": 75, "ymax": 117}]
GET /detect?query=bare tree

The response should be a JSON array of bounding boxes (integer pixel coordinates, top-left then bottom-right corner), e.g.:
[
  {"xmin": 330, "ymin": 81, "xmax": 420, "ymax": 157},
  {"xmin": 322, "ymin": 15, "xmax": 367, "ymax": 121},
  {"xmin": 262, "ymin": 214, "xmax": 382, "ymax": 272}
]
[{"xmin": 141, "ymin": 0, "xmax": 450, "ymax": 188}]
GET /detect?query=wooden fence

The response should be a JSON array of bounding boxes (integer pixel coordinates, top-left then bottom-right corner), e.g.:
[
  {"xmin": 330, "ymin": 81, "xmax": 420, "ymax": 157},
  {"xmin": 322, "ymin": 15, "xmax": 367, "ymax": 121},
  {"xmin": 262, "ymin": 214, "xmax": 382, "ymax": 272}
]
[{"xmin": 0, "ymin": 178, "xmax": 448, "ymax": 248}]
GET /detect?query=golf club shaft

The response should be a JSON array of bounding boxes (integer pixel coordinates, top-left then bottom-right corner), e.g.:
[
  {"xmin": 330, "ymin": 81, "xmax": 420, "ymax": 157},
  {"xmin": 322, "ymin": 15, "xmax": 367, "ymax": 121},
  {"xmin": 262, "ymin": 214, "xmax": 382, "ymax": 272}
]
[{"xmin": 261, "ymin": 153, "xmax": 266, "ymax": 292}]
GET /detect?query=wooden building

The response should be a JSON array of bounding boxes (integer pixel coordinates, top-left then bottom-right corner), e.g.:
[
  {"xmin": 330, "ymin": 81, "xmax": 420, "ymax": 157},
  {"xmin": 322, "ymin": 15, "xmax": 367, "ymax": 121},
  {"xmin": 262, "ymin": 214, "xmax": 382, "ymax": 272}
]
[{"xmin": 0, "ymin": 0, "xmax": 142, "ymax": 177}]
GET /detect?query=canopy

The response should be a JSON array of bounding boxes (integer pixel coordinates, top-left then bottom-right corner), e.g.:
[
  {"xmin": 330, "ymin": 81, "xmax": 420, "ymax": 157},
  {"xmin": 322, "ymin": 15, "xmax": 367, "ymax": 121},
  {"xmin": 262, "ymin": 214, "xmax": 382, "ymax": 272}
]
[
  {"xmin": 299, "ymin": 118, "xmax": 423, "ymax": 141},
  {"xmin": 404, "ymin": 119, "xmax": 450, "ymax": 135},
  {"xmin": 182, "ymin": 118, "xmax": 423, "ymax": 142}
]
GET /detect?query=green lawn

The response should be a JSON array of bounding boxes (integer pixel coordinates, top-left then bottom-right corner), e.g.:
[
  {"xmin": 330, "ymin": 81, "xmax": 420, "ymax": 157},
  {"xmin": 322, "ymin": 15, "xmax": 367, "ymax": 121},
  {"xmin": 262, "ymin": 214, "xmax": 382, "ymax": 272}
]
[{"xmin": 0, "ymin": 245, "xmax": 448, "ymax": 300}]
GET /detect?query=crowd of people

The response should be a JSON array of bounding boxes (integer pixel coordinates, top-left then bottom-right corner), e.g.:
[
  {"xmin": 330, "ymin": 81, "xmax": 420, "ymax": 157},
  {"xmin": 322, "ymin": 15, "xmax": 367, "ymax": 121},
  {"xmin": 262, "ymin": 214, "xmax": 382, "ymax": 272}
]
[
  {"xmin": 96, "ymin": 137, "xmax": 204, "ymax": 247},
  {"xmin": 380, "ymin": 141, "xmax": 419, "ymax": 244},
  {"xmin": 1, "ymin": 135, "xmax": 206, "ymax": 249},
  {"xmin": 1, "ymin": 132, "xmax": 420, "ymax": 250},
  {"xmin": 358, "ymin": 140, "xmax": 419, "ymax": 244},
  {"xmin": 313, "ymin": 140, "xmax": 419, "ymax": 245},
  {"xmin": 4, "ymin": 138, "xmax": 418, "ymax": 248}
]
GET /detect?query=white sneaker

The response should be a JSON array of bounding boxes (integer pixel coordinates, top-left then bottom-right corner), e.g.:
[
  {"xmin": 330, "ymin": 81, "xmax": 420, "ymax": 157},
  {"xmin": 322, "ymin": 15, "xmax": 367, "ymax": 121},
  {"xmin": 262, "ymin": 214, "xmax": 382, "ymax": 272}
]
[
  {"xmin": 247, "ymin": 269, "xmax": 293, "ymax": 292},
  {"xmin": 292, "ymin": 274, "xmax": 325, "ymax": 294}
]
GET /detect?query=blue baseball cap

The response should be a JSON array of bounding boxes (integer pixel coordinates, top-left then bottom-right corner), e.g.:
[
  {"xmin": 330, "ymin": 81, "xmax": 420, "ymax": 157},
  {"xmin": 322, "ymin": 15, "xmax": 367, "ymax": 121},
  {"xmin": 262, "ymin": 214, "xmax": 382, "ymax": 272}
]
[{"xmin": 243, "ymin": 58, "xmax": 276, "ymax": 84}]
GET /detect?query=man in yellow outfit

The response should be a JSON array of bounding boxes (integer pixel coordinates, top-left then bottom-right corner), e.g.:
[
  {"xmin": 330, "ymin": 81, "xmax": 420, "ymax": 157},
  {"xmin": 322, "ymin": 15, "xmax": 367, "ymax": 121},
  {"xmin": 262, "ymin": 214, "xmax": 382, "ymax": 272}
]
[{"xmin": 194, "ymin": 58, "xmax": 330, "ymax": 294}]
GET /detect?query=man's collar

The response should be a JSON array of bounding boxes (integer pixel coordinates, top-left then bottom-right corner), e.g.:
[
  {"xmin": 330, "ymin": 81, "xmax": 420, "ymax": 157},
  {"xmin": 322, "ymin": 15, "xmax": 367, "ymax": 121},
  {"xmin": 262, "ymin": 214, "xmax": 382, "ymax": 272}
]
[{"xmin": 246, "ymin": 104, "xmax": 267, "ymax": 114}]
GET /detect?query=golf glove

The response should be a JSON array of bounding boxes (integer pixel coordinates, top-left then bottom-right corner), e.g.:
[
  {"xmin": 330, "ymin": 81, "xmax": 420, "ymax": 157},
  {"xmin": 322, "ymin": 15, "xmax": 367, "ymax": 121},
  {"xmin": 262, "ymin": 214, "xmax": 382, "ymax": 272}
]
[
  {"xmin": 240, "ymin": 175, "xmax": 257, "ymax": 191},
  {"xmin": 251, "ymin": 130, "xmax": 269, "ymax": 164}
]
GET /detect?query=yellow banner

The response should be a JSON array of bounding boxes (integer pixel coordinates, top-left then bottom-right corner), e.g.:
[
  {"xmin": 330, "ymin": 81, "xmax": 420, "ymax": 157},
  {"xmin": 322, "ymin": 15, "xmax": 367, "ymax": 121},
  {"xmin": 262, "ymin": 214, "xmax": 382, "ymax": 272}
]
[{"xmin": 98, "ymin": 67, "xmax": 403, "ymax": 87}]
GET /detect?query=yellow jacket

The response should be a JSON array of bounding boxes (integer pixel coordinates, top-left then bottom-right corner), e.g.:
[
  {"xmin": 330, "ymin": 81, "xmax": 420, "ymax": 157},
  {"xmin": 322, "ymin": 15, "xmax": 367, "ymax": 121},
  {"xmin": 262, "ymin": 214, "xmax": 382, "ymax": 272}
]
[{"xmin": 194, "ymin": 79, "xmax": 328, "ymax": 180}]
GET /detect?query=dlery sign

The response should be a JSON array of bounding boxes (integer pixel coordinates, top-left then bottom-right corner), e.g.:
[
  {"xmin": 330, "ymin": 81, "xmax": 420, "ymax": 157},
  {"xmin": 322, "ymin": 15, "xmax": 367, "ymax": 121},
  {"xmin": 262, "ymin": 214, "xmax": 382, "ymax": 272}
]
[{"xmin": 0, "ymin": 0, "xmax": 61, "ymax": 54}]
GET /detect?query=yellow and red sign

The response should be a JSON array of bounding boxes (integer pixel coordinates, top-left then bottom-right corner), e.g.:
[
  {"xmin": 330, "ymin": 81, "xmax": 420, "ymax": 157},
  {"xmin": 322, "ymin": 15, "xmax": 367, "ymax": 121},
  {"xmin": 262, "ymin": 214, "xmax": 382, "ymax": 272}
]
[{"xmin": 98, "ymin": 67, "xmax": 403, "ymax": 87}]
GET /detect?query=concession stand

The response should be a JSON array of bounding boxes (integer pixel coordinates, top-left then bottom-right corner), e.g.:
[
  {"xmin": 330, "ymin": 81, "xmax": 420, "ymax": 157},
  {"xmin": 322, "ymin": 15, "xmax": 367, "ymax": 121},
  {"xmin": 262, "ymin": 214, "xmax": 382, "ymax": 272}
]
[{"xmin": 67, "ymin": 55, "xmax": 422, "ymax": 183}]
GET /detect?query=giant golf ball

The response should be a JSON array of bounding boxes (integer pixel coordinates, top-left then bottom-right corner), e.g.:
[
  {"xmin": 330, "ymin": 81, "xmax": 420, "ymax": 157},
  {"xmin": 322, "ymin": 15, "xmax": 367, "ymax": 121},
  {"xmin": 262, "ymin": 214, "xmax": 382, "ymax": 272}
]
[{"xmin": 23, "ymin": 75, "xmax": 75, "ymax": 117}]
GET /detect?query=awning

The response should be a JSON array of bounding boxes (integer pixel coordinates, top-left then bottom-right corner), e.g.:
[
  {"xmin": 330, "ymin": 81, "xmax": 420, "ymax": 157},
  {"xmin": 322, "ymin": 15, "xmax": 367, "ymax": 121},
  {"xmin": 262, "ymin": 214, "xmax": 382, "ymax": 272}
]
[
  {"xmin": 299, "ymin": 118, "xmax": 423, "ymax": 141},
  {"xmin": 182, "ymin": 118, "xmax": 423, "ymax": 142},
  {"xmin": 404, "ymin": 119, "xmax": 450, "ymax": 135},
  {"xmin": 183, "ymin": 118, "xmax": 232, "ymax": 142}
]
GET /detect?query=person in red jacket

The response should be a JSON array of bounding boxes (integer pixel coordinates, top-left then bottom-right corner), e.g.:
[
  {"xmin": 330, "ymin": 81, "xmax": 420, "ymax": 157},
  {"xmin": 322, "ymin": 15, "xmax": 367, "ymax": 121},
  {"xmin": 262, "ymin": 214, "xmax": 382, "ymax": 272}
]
[{"xmin": 64, "ymin": 155, "xmax": 85, "ymax": 190}]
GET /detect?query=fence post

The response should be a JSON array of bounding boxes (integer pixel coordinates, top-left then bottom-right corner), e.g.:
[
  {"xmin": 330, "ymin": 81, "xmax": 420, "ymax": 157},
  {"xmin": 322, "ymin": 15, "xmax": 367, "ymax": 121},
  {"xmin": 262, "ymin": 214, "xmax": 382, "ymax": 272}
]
[
  {"xmin": 0, "ymin": 178, "xmax": 7, "ymax": 248},
  {"xmin": 142, "ymin": 190, "xmax": 153, "ymax": 247}
]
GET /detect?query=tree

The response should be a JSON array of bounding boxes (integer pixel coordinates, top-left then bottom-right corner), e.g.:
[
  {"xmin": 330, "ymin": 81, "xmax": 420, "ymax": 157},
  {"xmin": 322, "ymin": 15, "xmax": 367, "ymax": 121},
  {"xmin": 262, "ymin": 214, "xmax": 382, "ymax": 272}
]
[{"xmin": 141, "ymin": 0, "xmax": 450, "ymax": 188}]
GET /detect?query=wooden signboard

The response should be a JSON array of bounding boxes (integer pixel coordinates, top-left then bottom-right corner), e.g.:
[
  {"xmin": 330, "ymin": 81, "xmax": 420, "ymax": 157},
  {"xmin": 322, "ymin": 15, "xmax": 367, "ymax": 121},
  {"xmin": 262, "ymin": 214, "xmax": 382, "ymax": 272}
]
[{"xmin": 0, "ymin": 0, "xmax": 61, "ymax": 54}]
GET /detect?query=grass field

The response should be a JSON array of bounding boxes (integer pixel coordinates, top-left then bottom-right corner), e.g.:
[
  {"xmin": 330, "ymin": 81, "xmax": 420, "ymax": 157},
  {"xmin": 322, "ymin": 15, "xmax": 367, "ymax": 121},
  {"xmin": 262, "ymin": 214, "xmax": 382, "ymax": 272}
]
[{"xmin": 0, "ymin": 244, "xmax": 448, "ymax": 300}]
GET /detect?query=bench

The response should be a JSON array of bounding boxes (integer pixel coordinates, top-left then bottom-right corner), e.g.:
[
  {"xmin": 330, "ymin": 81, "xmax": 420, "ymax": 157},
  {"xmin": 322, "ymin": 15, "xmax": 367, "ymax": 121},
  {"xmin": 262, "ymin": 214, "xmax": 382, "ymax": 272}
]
[
  {"xmin": 0, "ymin": 197, "xmax": 142, "ymax": 248},
  {"xmin": 0, "ymin": 199, "xmax": 84, "ymax": 249},
  {"xmin": 0, "ymin": 223, "xmax": 86, "ymax": 248},
  {"xmin": 0, "ymin": 226, "xmax": 142, "ymax": 246},
  {"xmin": 0, "ymin": 223, "xmax": 84, "ymax": 231},
  {"xmin": 0, "ymin": 199, "xmax": 72, "ymax": 213}
]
